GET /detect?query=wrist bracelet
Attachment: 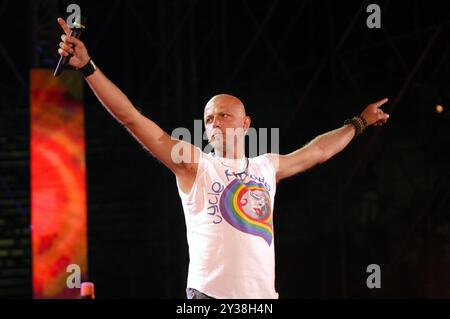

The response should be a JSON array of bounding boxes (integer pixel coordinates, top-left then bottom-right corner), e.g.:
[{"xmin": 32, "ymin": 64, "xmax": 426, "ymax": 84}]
[
  {"xmin": 79, "ymin": 59, "xmax": 97, "ymax": 77},
  {"xmin": 358, "ymin": 115, "xmax": 368, "ymax": 127},
  {"xmin": 344, "ymin": 116, "xmax": 366, "ymax": 137},
  {"xmin": 344, "ymin": 118, "xmax": 360, "ymax": 136}
]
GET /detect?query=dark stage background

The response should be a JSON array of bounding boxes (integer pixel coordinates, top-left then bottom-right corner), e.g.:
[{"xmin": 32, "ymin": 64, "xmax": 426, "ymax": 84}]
[{"xmin": 1, "ymin": 0, "xmax": 450, "ymax": 298}]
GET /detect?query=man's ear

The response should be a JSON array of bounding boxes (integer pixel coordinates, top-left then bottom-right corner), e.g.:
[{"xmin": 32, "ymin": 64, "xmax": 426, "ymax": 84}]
[{"xmin": 243, "ymin": 116, "xmax": 251, "ymax": 133}]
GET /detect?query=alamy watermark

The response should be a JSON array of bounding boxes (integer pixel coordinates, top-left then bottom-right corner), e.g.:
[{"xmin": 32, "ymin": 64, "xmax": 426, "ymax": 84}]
[
  {"xmin": 366, "ymin": 4, "xmax": 381, "ymax": 29},
  {"xmin": 366, "ymin": 264, "xmax": 381, "ymax": 289},
  {"xmin": 66, "ymin": 264, "xmax": 81, "ymax": 288},
  {"xmin": 170, "ymin": 120, "xmax": 280, "ymax": 167},
  {"xmin": 66, "ymin": 4, "xmax": 81, "ymax": 28}
]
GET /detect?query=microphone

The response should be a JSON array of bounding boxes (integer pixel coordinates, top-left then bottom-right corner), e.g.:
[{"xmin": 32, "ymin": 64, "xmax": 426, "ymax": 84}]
[{"xmin": 53, "ymin": 17, "xmax": 86, "ymax": 77}]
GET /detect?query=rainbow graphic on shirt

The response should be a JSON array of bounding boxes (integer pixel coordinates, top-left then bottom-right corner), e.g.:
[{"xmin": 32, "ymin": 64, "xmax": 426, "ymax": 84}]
[{"xmin": 219, "ymin": 179, "xmax": 273, "ymax": 245}]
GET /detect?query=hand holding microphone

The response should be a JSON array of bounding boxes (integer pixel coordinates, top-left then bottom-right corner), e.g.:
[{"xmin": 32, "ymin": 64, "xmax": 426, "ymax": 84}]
[{"xmin": 54, "ymin": 17, "xmax": 93, "ymax": 76}]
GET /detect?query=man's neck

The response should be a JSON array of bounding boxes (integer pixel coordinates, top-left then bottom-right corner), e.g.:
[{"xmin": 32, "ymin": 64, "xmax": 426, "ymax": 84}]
[{"xmin": 214, "ymin": 147, "xmax": 245, "ymax": 159}]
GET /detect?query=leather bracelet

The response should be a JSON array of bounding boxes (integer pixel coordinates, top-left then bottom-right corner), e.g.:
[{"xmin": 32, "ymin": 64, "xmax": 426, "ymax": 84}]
[
  {"xmin": 354, "ymin": 116, "xmax": 365, "ymax": 133},
  {"xmin": 345, "ymin": 117, "xmax": 364, "ymax": 137},
  {"xmin": 358, "ymin": 115, "xmax": 368, "ymax": 127},
  {"xmin": 79, "ymin": 59, "xmax": 97, "ymax": 77}
]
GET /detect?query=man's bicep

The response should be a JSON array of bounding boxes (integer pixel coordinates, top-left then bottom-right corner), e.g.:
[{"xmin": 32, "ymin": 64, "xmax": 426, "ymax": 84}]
[{"xmin": 265, "ymin": 153, "xmax": 283, "ymax": 182}]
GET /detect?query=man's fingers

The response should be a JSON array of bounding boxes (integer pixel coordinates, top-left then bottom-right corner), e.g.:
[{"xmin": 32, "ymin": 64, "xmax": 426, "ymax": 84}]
[
  {"xmin": 374, "ymin": 115, "xmax": 389, "ymax": 126},
  {"xmin": 62, "ymin": 34, "xmax": 83, "ymax": 47},
  {"xmin": 373, "ymin": 97, "xmax": 389, "ymax": 108},
  {"xmin": 58, "ymin": 48, "xmax": 69, "ymax": 57},
  {"xmin": 61, "ymin": 34, "xmax": 84, "ymax": 53},
  {"xmin": 61, "ymin": 34, "xmax": 72, "ymax": 46},
  {"xmin": 375, "ymin": 113, "xmax": 389, "ymax": 126},
  {"xmin": 57, "ymin": 17, "xmax": 71, "ymax": 36},
  {"xmin": 59, "ymin": 42, "xmax": 74, "ymax": 54}
]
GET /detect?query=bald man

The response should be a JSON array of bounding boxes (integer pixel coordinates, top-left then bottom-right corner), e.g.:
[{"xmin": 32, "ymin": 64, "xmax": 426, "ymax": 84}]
[{"xmin": 57, "ymin": 18, "xmax": 390, "ymax": 299}]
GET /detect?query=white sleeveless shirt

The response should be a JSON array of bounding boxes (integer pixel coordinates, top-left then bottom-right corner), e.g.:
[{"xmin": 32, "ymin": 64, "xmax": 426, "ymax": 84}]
[{"xmin": 176, "ymin": 149, "xmax": 279, "ymax": 299}]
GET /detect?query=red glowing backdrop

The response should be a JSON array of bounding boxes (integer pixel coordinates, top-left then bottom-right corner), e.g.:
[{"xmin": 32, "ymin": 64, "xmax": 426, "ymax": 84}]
[{"xmin": 31, "ymin": 70, "xmax": 87, "ymax": 298}]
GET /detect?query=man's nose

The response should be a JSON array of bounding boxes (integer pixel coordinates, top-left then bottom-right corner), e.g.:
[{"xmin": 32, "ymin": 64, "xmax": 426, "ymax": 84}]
[{"xmin": 212, "ymin": 116, "xmax": 221, "ymax": 127}]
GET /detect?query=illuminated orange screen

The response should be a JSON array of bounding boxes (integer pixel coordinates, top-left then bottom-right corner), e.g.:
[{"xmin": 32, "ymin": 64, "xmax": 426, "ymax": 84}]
[{"xmin": 31, "ymin": 70, "xmax": 87, "ymax": 298}]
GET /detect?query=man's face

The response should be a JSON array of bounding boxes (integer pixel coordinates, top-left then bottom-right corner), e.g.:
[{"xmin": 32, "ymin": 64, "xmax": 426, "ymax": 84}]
[{"xmin": 204, "ymin": 95, "xmax": 250, "ymax": 153}]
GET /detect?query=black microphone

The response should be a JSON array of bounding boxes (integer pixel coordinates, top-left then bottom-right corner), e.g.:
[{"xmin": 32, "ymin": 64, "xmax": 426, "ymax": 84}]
[{"xmin": 53, "ymin": 17, "xmax": 86, "ymax": 77}]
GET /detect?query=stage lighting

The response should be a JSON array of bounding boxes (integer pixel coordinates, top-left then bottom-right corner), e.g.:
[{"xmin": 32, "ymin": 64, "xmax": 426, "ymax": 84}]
[{"xmin": 435, "ymin": 104, "xmax": 444, "ymax": 114}]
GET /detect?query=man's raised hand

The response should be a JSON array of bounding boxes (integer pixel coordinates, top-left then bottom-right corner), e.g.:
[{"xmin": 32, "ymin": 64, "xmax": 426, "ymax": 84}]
[
  {"xmin": 57, "ymin": 17, "xmax": 91, "ymax": 69},
  {"xmin": 361, "ymin": 98, "xmax": 390, "ymax": 127}
]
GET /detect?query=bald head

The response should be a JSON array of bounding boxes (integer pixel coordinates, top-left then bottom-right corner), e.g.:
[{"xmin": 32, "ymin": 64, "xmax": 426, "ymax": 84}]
[
  {"xmin": 203, "ymin": 94, "xmax": 251, "ymax": 158},
  {"xmin": 204, "ymin": 94, "xmax": 246, "ymax": 117}
]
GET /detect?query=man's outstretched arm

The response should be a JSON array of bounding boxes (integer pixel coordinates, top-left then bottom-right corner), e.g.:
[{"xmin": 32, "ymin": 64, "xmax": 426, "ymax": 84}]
[
  {"xmin": 268, "ymin": 98, "xmax": 390, "ymax": 182},
  {"xmin": 56, "ymin": 18, "xmax": 198, "ymax": 186}
]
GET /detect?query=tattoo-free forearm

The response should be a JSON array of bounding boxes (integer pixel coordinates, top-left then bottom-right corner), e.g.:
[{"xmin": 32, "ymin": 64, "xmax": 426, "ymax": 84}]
[
  {"xmin": 84, "ymin": 68, "xmax": 198, "ymax": 174},
  {"xmin": 85, "ymin": 69, "xmax": 141, "ymax": 126},
  {"xmin": 312, "ymin": 124, "xmax": 356, "ymax": 163}
]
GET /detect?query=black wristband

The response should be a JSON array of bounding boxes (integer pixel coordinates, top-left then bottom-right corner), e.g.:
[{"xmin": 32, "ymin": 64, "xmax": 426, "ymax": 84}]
[{"xmin": 79, "ymin": 59, "xmax": 97, "ymax": 77}]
